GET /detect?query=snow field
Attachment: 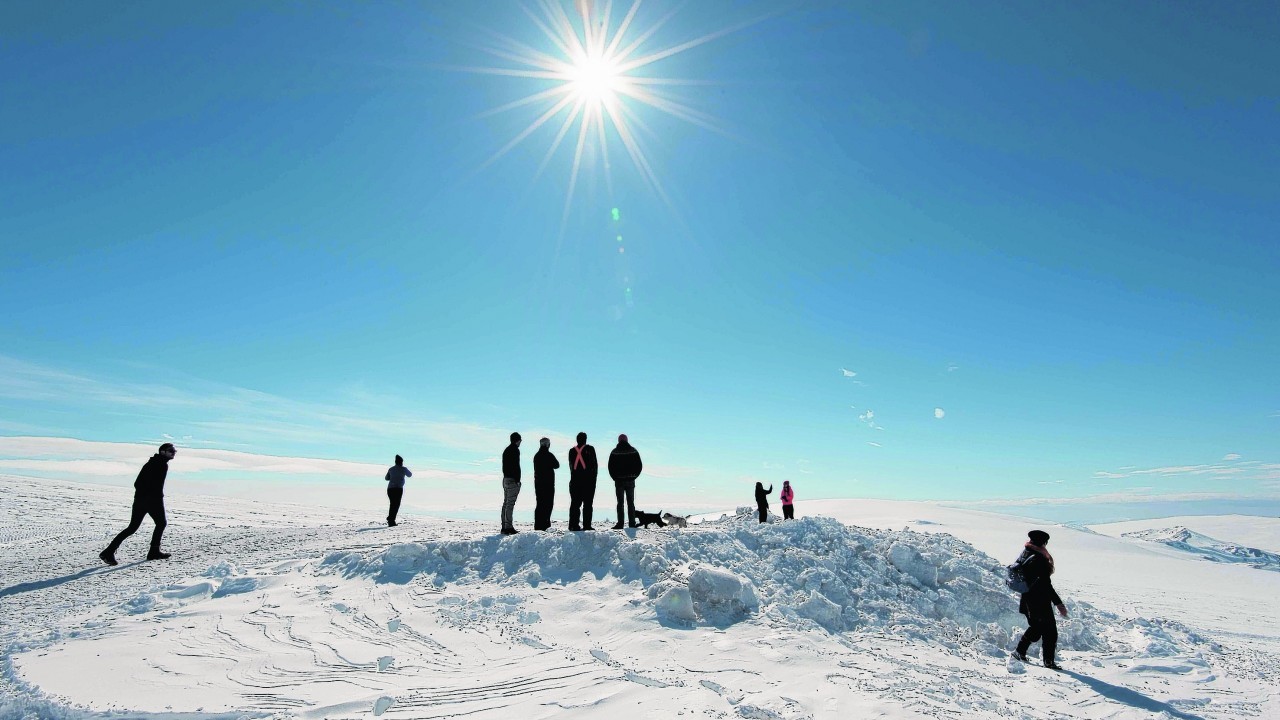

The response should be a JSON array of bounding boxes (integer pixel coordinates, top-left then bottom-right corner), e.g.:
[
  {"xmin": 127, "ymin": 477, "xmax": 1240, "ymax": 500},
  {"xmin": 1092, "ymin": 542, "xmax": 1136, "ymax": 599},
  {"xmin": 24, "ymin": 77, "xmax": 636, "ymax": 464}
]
[{"xmin": 1, "ymin": 478, "xmax": 1277, "ymax": 718}]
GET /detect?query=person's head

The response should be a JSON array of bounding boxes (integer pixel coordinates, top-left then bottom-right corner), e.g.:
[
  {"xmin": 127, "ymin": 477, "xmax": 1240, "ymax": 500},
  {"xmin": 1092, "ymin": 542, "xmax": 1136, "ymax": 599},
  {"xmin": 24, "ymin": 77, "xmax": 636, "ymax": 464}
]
[
  {"xmin": 783, "ymin": 480, "xmax": 791, "ymax": 488},
  {"xmin": 755, "ymin": 481, "xmax": 763, "ymax": 490},
  {"xmin": 158, "ymin": 443, "xmax": 176, "ymax": 459},
  {"xmin": 1028, "ymin": 530, "xmax": 1050, "ymax": 546},
  {"xmin": 576, "ymin": 431, "xmax": 587, "ymax": 445},
  {"xmin": 539, "ymin": 437, "xmax": 550, "ymax": 449},
  {"xmin": 618, "ymin": 433, "xmax": 628, "ymax": 444},
  {"xmin": 510, "ymin": 432, "xmax": 522, "ymax": 445},
  {"xmin": 395, "ymin": 455, "xmax": 403, "ymax": 466}
]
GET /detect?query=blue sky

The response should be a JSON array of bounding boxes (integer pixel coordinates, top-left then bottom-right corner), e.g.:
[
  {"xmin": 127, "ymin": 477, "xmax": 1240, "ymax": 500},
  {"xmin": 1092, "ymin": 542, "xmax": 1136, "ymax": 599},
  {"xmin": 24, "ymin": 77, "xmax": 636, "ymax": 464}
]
[{"xmin": 2, "ymin": 1, "xmax": 1277, "ymax": 519}]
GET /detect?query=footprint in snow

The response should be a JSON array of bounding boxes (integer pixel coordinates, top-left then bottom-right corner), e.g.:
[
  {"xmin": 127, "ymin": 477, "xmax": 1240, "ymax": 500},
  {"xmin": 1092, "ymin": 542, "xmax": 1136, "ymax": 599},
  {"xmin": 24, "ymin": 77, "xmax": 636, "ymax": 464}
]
[{"xmin": 373, "ymin": 696, "xmax": 395, "ymax": 715}]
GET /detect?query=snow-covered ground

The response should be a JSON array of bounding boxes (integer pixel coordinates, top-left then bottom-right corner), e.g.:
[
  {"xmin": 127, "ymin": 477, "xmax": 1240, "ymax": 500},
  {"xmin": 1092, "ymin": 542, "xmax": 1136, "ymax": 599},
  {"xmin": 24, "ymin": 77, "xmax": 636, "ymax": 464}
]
[{"xmin": 2, "ymin": 478, "xmax": 1277, "ymax": 719}]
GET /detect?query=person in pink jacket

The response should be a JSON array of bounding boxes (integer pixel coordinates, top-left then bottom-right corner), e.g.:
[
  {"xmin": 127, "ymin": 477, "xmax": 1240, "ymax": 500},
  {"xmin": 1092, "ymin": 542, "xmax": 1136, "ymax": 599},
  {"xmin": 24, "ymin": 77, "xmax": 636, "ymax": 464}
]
[{"xmin": 780, "ymin": 480, "xmax": 796, "ymax": 520}]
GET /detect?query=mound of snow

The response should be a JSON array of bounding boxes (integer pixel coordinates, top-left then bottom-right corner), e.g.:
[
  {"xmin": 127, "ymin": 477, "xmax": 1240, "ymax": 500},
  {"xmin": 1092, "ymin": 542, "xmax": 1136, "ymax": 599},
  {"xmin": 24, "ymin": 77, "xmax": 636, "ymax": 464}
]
[
  {"xmin": 319, "ymin": 515, "xmax": 1112, "ymax": 653},
  {"xmin": 1122, "ymin": 526, "xmax": 1280, "ymax": 571}
]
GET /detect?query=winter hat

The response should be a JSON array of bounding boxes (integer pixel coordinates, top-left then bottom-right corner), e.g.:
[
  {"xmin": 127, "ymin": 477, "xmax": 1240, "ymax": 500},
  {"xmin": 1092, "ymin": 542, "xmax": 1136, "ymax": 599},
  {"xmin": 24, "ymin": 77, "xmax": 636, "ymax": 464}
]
[
  {"xmin": 1028, "ymin": 530, "xmax": 1050, "ymax": 546},
  {"xmin": 539, "ymin": 437, "xmax": 550, "ymax": 448},
  {"xmin": 618, "ymin": 433, "xmax": 628, "ymax": 444},
  {"xmin": 395, "ymin": 455, "xmax": 403, "ymax": 465}
]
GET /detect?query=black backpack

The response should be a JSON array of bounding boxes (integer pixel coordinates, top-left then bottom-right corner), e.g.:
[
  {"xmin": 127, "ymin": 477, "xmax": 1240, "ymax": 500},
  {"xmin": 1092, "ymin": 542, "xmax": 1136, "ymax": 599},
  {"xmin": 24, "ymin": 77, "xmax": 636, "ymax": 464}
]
[{"xmin": 1005, "ymin": 550, "xmax": 1037, "ymax": 594}]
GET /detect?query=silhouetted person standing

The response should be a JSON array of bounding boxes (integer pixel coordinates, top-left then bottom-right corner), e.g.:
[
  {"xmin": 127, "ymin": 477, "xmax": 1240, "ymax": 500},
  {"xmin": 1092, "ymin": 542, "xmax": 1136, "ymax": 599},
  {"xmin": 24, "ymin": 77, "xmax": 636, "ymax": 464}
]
[
  {"xmin": 567, "ymin": 432, "xmax": 598, "ymax": 531},
  {"xmin": 780, "ymin": 480, "xmax": 795, "ymax": 520},
  {"xmin": 754, "ymin": 482, "xmax": 773, "ymax": 523},
  {"xmin": 1014, "ymin": 529, "xmax": 1068, "ymax": 670},
  {"xmin": 607, "ymin": 434, "xmax": 642, "ymax": 529},
  {"xmin": 500, "ymin": 432, "xmax": 522, "ymax": 535},
  {"xmin": 100, "ymin": 443, "xmax": 177, "ymax": 565},
  {"xmin": 533, "ymin": 437, "xmax": 560, "ymax": 531},
  {"xmin": 385, "ymin": 455, "xmax": 411, "ymax": 526}
]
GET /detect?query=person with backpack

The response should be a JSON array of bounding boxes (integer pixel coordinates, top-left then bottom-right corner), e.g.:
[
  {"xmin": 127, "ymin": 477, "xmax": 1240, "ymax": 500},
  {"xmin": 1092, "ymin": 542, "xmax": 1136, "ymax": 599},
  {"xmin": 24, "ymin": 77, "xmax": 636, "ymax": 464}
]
[
  {"xmin": 500, "ymin": 432, "xmax": 522, "ymax": 535},
  {"xmin": 607, "ymin": 434, "xmax": 642, "ymax": 529},
  {"xmin": 567, "ymin": 432, "xmax": 598, "ymax": 531},
  {"xmin": 384, "ymin": 454, "xmax": 412, "ymax": 526},
  {"xmin": 532, "ymin": 437, "xmax": 560, "ymax": 531},
  {"xmin": 780, "ymin": 480, "xmax": 795, "ymax": 519},
  {"xmin": 1012, "ymin": 529, "xmax": 1068, "ymax": 669},
  {"xmin": 754, "ymin": 482, "xmax": 773, "ymax": 523},
  {"xmin": 100, "ymin": 443, "xmax": 177, "ymax": 565}
]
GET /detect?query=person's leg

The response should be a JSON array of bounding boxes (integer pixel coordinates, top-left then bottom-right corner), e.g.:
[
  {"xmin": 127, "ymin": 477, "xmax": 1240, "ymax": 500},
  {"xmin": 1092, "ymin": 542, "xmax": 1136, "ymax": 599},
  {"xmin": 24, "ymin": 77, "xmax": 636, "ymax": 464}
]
[
  {"xmin": 501, "ymin": 479, "xmax": 520, "ymax": 530},
  {"xmin": 625, "ymin": 483, "xmax": 637, "ymax": 526},
  {"xmin": 1015, "ymin": 611, "xmax": 1042, "ymax": 658},
  {"xmin": 535, "ymin": 479, "xmax": 554, "ymax": 529},
  {"xmin": 546, "ymin": 483, "xmax": 555, "ymax": 529},
  {"xmin": 614, "ymin": 484, "xmax": 626, "ymax": 528},
  {"xmin": 583, "ymin": 480, "xmax": 595, "ymax": 528},
  {"xmin": 387, "ymin": 487, "xmax": 403, "ymax": 525},
  {"xmin": 783, "ymin": 505, "xmax": 794, "ymax": 520},
  {"xmin": 758, "ymin": 505, "xmax": 767, "ymax": 523},
  {"xmin": 146, "ymin": 501, "xmax": 168, "ymax": 557},
  {"xmin": 1040, "ymin": 612, "xmax": 1059, "ymax": 665},
  {"xmin": 105, "ymin": 501, "xmax": 148, "ymax": 554},
  {"xmin": 568, "ymin": 480, "xmax": 582, "ymax": 530}
]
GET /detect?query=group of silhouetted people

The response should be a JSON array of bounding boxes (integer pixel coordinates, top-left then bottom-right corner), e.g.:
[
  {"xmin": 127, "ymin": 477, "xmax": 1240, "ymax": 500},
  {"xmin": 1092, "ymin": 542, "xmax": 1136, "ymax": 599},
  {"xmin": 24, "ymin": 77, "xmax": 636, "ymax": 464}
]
[
  {"xmin": 497, "ymin": 431, "xmax": 644, "ymax": 533},
  {"xmin": 98, "ymin": 441, "xmax": 1066, "ymax": 669}
]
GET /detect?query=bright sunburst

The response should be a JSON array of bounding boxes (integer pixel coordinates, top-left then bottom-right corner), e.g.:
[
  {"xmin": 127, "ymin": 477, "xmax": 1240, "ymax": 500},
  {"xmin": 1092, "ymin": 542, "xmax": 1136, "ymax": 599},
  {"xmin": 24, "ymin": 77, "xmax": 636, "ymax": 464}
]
[{"xmin": 465, "ymin": 0, "xmax": 762, "ymax": 222}]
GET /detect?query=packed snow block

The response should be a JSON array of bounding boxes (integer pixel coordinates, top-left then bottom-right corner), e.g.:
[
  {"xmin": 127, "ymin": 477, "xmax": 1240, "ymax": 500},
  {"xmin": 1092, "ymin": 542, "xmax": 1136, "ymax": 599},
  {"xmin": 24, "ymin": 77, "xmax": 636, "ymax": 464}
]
[
  {"xmin": 887, "ymin": 541, "xmax": 938, "ymax": 587},
  {"xmin": 376, "ymin": 542, "xmax": 435, "ymax": 584},
  {"xmin": 688, "ymin": 564, "xmax": 758, "ymax": 622},
  {"xmin": 655, "ymin": 586, "xmax": 696, "ymax": 623},
  {"xmin": 797, "ymin": 590, "xmax": 843, "ymax": 631}
]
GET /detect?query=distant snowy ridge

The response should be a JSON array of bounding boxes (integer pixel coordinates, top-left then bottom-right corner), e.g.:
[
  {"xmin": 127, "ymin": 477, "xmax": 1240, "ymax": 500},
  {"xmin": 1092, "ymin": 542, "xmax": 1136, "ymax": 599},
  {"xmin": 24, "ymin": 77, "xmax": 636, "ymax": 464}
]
[
  {"xmin": 1122, "ymin": 526, "xmax": 1280, "ymax": 571},
  {"xmin": 322, "ymin": 514, "xmax": 1112, "ymax": 654}
]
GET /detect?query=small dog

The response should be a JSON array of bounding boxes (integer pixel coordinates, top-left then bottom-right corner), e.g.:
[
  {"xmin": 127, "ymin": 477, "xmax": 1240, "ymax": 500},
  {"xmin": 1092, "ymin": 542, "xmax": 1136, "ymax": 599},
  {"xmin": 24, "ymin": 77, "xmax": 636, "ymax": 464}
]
[
  {"xmin": 661, "ymin": 512, "xmax": 688, "ymax": 528},
  {"xmin": 634, "ymin": 510, "xmax": 667, "ymax": 528}
]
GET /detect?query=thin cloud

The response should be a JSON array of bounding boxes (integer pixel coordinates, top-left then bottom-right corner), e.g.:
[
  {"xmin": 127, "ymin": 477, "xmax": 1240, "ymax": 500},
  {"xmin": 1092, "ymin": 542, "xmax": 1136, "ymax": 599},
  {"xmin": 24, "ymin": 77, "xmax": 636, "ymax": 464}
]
[
  {"xmin": 0, "ymin": 436, "xmax": 491, "ymax": 483},
  {"xmin": 934, "ymin": 408, "xmax": 945, "ymax": 419},
  {"xmin": 866, "ymin": 441, "xmax": 882, "ymax": 448},
  {"xmin": 1093, "ymin": 460, "xmax": 1280, "ymax": 483},
  {"xmin": 952, "ymin": 489, "xmax": 1280, "ymax": 507},
  {"xmin": 858, "ymin": 410, "xmax": 883, "ymax": 430},
  {"xmin": 840, "ymin": 368, "xmax": 856, "ymax": 378},
  {"xmin": 0, "ymin": 354, "xmax": 568, "ymax": 459},
  {"xmin": 946, "ymin": 364, "xmax": 959, "ymax": 372},
  {"xmin": 1223, "ymin": 453, "xmax": 1241, "ymax": 461}
]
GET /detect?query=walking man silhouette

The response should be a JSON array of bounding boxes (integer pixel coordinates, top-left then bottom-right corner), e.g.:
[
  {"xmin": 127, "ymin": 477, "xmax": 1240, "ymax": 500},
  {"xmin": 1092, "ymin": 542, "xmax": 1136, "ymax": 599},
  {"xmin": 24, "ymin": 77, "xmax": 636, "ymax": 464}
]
[{"xmin": 100, "ymin": 443, "xmax": 177, "ymax": 565}]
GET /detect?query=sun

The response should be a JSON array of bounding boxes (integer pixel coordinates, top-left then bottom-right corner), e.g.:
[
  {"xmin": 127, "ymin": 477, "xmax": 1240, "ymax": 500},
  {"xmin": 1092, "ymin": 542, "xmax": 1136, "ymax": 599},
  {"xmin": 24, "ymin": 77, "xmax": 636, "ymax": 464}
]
[
  {"xmin": 567, "ymin": 52, "xmax": 624, "ymax": 106},
  {"xmin": 461, "ymin": 0, "xmax": 768, "ymax": 223}
]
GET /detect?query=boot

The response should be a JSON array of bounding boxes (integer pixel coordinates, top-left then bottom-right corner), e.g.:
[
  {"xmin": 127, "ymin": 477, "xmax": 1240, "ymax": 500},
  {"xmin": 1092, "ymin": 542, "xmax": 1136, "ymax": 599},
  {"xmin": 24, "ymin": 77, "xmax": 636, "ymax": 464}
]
[
  {"xmin": 146, "ymin": 550, "xmax": 171, "ymax": 561},
  {"xmin": 99, "ymin": 549, "xmax": 118, "ymax": 566}
]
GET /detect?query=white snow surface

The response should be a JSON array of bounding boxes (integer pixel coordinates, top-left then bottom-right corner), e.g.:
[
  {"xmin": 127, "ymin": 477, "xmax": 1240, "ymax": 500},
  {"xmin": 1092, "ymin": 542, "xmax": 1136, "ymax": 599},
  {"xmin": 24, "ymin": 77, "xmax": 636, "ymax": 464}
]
[{"xmin": 1, "ymin": 478, "xmax": 1277, "ymax": 719}]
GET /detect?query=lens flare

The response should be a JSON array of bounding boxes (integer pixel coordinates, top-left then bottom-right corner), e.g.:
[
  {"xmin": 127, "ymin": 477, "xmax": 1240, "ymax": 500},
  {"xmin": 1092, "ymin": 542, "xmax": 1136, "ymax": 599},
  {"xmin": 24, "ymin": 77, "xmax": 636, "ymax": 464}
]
[{"xmin": 461, "ymin": 1, "xmax": 771, "ymax": 224}]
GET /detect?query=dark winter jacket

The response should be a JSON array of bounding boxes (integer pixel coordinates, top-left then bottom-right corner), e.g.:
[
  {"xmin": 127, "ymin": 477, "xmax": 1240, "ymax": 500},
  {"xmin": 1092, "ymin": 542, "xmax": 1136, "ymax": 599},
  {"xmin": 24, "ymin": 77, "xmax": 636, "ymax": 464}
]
[
  {"xmin": 502, "ymin": 444, "xmax": 521, "ymax": 481},
  {"xmin": 385, "ymin": 465, "xmax": 412, "ymax": 489},
  {"xmin": 607, "ymin": 442, "xmax": 643, "ymax": 483},
  {"xmin": 533, "ymin": 447, "xmax": 560, "ymax": 483},
  {"xmin": 568, "ymin": 444, "xmax": 598, "ymax": 481},
  {"xmin": 133, "ymin": 454, "xmax": 170, "ymax": 498},
  {"xmin": 755, "ymin": 483, "xmax": 773, "ymax": 508},
  {"xmin": 1015, "ymin": 547, "xmax": 1062, "ymax": 613}
]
